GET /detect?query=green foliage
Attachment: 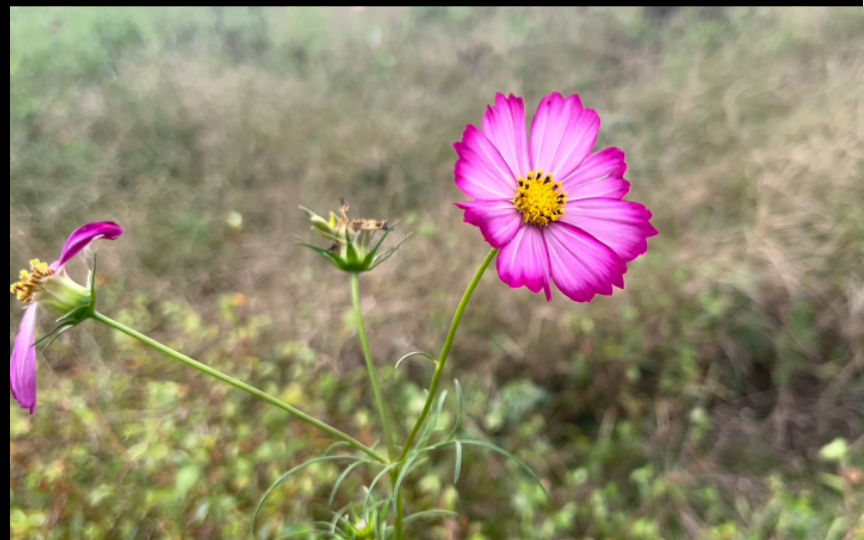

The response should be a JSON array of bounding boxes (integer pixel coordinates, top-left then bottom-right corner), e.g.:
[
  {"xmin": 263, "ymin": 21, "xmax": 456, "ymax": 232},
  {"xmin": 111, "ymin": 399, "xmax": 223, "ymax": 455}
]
[{"xmin": 9, "ymin": 6, "xmax": 864, "ymax": 540}]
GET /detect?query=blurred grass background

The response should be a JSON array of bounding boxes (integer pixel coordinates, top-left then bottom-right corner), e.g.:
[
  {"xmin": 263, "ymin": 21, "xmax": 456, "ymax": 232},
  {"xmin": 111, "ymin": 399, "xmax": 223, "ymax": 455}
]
[{"xmin": 9, "ymin": 6, "xmax": 864, "ymax": 540}]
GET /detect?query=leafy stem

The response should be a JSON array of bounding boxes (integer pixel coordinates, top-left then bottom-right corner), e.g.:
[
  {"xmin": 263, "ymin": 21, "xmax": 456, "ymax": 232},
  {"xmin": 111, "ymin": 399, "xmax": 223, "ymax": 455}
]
[
  {"xmin": 90, "ymin": 311, "xmax": 386, "ymax": 465},
  {"xmin": 399, "ymin": 248, "xmax": 497, "ymax": 462},
  {"xmin": 392, "ymin": 248, "xmax": 498, "ymax": 538}
]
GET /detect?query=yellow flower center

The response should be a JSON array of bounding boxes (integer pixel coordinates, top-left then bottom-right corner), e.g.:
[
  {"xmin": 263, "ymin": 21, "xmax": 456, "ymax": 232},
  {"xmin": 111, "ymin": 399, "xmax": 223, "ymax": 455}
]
[
  {"xmin": 10, "ymin": 259, "xmax": 55, "ymax": 304},
  {"xmin": 512, "ymin": 171, "xmax": 568, "ymax": 227}
]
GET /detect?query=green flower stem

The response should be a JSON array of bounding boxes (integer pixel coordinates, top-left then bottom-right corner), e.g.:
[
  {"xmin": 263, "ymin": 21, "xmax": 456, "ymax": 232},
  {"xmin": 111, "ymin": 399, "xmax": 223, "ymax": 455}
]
[
  {"xmin": 351, "ymin": 273, "xmax": 402, "ymax": 539},
  {"xmin": 91, "ymin": 311, "xmax": 387, "ymax": 465},
  {"xmin": 398, "ymin": 248, "xmax": 497, "ymax": 462},
  {"xmin": 392, "ymin": 248, "xmax": 498, "ymax": 538},
  {"xmin": 396, "ymin": 496, "xmax": 405, "ymax": 540},
  {"xmin": 351, "ymin": 274, "xmax": 397, "ymax": 461}
]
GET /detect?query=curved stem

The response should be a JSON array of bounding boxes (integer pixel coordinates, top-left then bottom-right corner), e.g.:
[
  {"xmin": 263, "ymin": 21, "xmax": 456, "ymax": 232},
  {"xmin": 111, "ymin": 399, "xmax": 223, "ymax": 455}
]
[
  {"xmin": 392, "ymin": 249, "xmax": 497, "ymax": 538},
  {"xmin": 91, "ymin": 311, "xmax": 386, "ymax": 465},
  {"xmin": 351, "ymin": 273, "xmax": 397, "ymax": 462},
  {"xmin": 398, "ymin": 248, "xmax": 498, "ymax": 463}
]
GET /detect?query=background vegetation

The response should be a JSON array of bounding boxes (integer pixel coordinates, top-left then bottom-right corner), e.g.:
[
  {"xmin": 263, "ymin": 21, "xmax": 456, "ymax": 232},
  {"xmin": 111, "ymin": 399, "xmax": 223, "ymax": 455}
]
[{"xmin": 9, "ymin": 7, "xmax": 864, "ymax": 540}]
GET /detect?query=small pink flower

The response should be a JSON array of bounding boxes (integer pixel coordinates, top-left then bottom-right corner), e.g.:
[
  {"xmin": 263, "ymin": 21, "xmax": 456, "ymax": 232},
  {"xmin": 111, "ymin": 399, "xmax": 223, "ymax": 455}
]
[
  {"xmin": 10, "ymin": 222, "xmax": 123, "ymax": 414},
  {"xmin": 454, "ymin": 92, "xmax": 658, "ymax": 302}
]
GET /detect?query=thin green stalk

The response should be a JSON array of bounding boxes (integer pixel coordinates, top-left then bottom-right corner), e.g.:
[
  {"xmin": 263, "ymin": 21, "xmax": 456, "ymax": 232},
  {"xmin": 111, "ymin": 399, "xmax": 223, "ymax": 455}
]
[
  {"xmin": 392, "ymin": 249, "xmax": 498, "ymax": 537},
  {"xmin": 395, "ymin": 495, "xmax": 405, "ymax": 540},
  {"xmin": 398, "ymin": 248, "xmax": 497, "ymax": 463},
  {"xmin": 91, "ymin": 311, "xmax": 386, "ymax": 465},
  {"xmin": 350, "ymin": 273, "xmax": 397, "ymax": 462},
  {"xmin": 350, "ymin": 274, "xmax": 402, "ymax": 539}
]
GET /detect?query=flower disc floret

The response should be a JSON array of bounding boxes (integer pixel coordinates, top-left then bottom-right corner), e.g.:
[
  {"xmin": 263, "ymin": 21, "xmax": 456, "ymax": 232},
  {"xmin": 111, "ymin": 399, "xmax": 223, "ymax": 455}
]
[
  {"xmin": 10, "ymin": 259, "xmax": 55, "ymax": 304},
  {"xmin": 513, "ymin": 171, "xmax": 567, "ymax": 227}
]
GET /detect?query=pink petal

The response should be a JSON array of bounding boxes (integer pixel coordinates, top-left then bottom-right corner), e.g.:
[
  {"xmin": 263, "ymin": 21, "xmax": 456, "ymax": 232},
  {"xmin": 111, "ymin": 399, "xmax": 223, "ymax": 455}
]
[
  {"xmin": 561, "ymin": 198, "xmax": 658, "ymax": 262},
  {"xmin": 10, "ymin": 304, "xmax": 39, "ymax": 414},
  {"xmin": 454, "ymin": 125, "xmax": 519, "ymax": 201},
  {"xmin": 455, "ymin": 200, "xmax": 523, "ymax": 249},
  {"xmin": 529, "ymin": 92, "xmax": 600, "ymax": 181},
  {"xmin": 481, "ymin": 93, "xmax": 529, "ymax": 181},
  {"xmin": 54, "ymin": 221, "xmax": 124, "ymax": 270},
  {"xmin": 561, "ymin": 147, "xmax": 630, "ymax": 199},
  {"xmin": 545, "ymin": 222, "xmax": 627, "ymax": 303},
  {"xmin": 496, "ymin": 225, "xmax": 552, "ymax": 300}
]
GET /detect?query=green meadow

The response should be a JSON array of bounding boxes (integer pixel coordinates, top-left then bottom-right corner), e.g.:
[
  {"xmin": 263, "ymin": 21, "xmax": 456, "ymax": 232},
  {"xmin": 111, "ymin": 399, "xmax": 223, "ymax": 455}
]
[{"xmin": 9, "ymin": 7, "xmax": 863, "ymax": 540}]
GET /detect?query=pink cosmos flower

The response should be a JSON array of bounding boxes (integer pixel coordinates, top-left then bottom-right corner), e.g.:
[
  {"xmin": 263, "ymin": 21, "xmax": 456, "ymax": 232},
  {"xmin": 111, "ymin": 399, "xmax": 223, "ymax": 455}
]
[
  {"xmin": 454, "ymin": 92, "xmax": 658, "ymax": 302},
  {"xmin": 10, "ymin": 222, "xmax": 123, "ymax": 414}
]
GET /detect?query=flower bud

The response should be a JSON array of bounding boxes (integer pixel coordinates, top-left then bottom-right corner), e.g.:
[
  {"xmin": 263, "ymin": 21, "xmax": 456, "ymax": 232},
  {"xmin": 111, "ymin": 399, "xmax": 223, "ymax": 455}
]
[{"xmin": 349, "ymin": 515, "xmax": 376, "ymax": 538}]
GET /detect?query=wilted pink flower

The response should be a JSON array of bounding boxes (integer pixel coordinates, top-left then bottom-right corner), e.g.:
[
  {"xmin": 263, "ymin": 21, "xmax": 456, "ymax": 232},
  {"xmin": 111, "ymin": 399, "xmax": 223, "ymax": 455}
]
[
  {"xmin": 455, "ymin": 92, "xmax": 658, "ymax": 302},
  {"xmin": 10, "ymin": 222, "xmax": 123, "ymax": 414}
]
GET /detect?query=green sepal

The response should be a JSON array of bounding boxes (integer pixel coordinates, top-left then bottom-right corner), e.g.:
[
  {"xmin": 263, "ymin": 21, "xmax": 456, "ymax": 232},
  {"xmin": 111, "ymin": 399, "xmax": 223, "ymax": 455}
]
[{"xmin": 299, "ymin": 220, "xmax": 409, "ymax": 274}]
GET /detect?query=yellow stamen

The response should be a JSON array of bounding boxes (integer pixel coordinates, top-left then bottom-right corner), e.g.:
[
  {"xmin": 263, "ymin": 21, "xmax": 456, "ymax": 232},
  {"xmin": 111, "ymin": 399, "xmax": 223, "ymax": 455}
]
[
  {"xmin": 512, "ymin": 170, "xmax": 568, "ymax": 227},
  {"xmin": 10, "ymin": 259, "xmax": 55, "ymax": 304}
]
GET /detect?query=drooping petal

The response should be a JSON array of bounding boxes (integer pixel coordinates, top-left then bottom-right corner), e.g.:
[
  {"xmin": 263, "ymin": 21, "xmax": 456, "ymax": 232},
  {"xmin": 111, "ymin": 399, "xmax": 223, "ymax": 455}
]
[
  {"xmin": 496, "ymin": 225, "xmax": 552, "ymax": 300},
  {"xmin": 481, "ymin": 93, "xmax": 530, "ymax": 181},
  {"xmin": 561, "ymin": 147, "xmax": 630, "ymax": 199},
  {"xmin": 561, "ymin": 198, "xmax": 658, "ymax": 262},
  {"xmin": 10, "ymin": 304, "xmax": 39, "ymax": 414},
  {"xmin": 454, "ymin": 125, "xmax": 519, "ymax": 201},
  {"xmin": 455, "ymin": 199, "xmax": 524, "ymax": 249},
  {"xmin": 545, "ymin": 222, "xmax": 627, "ymax": 303},
  {"xmin": 529, "ymin": 92, "xmax": 600, "ymax": 180},
  {"xmin": 54, "ymin": 221, "xmax": 124, "ymax": 270}
]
